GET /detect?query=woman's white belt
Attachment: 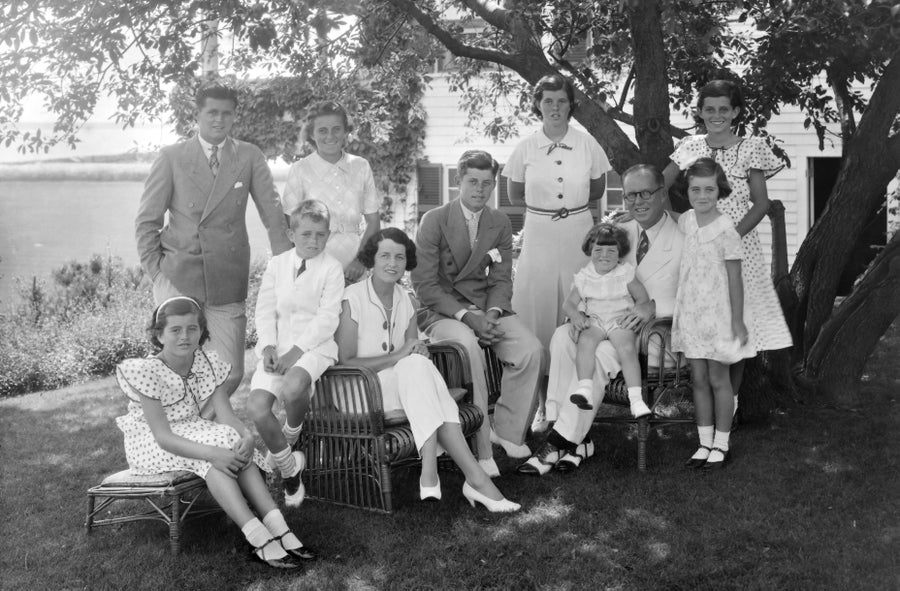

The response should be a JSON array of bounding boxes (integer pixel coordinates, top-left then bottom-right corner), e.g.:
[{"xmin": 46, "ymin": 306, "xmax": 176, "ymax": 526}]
[{"xmin": 525, "ymin": 204, "xmax": 590, "ymax": 221}]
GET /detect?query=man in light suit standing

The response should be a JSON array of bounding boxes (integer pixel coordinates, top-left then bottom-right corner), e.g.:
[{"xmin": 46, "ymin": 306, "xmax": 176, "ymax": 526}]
[
  {"xmin": 519, "ymin": 163, "xmax": 685, "ymax": 475},
  {"xmin": 412, "ymin": 150, "xmax": 545, "ymax": 477},
  {"xmin": 136, "ymin": 81, "xmax": 293, "ymax": 396}
]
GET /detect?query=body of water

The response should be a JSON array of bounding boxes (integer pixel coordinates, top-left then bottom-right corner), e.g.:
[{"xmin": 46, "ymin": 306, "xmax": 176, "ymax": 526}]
[{"xmin": 0, "ymin": 181, "xmax": 273, "ymax": 304}]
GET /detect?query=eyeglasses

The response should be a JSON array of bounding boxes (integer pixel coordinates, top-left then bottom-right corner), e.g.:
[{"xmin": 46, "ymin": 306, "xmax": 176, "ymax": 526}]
[{"xmin": 623, "ymin": 186, "xmax": 663, "ymax": 204}]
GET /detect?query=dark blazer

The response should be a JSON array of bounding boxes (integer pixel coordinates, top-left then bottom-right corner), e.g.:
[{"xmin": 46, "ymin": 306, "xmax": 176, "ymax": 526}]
[
  {"xmin": 412, "ymin": 199, "xmax": 514, "ymax": 330},
  {"xmin": 135, "ymin": 136, "xmax": 291, "ymax": 305}
]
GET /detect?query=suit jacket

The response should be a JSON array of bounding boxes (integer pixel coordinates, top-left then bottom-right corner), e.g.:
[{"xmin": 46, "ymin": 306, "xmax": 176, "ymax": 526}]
[
  {"xmin": 135, "ymin": 136, "xmax": 292, "ymax": 305},
  {"xmin": 620, "ymin": 213, "xmax": 684, "ymax": 317},
  {"xmin": 412, "ymin": 199, "xmax": 514, "ymax": 330},
  {"xmin": 253, "ymin": 249, "xmax": 343, "ymax": 362}
]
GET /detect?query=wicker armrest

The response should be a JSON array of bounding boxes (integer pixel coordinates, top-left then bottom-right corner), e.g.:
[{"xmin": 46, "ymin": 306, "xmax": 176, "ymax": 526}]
[
  {"xmin": 426, "ymin": 340, "xmax": 474, "ymax": 404},
  {"xmin": 310, "ymin": 365, "xmax": 386, "ymax": 435}
]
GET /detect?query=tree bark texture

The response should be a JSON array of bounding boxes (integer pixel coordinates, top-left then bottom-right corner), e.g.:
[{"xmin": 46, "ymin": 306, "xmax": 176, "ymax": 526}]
[
  {"xmin": 789, "ymin": 49, "xmax": 900, "ymax": 360},
  {"xmin": 804, "ymin": 232, "xmax": 900, "ymax": 404}
]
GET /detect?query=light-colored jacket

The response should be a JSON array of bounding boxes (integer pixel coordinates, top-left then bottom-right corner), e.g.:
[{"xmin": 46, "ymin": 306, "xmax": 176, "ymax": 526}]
[
  {"xmin": 620, "ymin": 213, "xmax": 684, "ymax": 317},
  {"xmin": 135, "ymin": 136, "xmax": 292, "ymax": 305}
]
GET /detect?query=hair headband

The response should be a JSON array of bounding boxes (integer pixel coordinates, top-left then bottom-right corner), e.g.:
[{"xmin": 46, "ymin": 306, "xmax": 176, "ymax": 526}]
[{"xmin": 155, "ymin": 296, "xmax": 201, "ymax": 323}]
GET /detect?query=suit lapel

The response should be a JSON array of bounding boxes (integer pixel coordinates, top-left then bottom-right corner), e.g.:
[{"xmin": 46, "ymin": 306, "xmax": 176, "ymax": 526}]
[
  {"xmin": 202, "ymin": 139, "xmax": 241, "ymax": 221},
  {"xmin": 456, "ymin": 207, "xmax": 495, "ymax": 280},
  {"xmin": 445, "ymin": 200, "xmax": 472, "ymax": 275},
  {"xmin": 637, "ymin": 214, "xmax": 677, "ymax": 280},
  {"xmin": 186, "ymin": 137, "xmax": 214, "ymax": 197}
]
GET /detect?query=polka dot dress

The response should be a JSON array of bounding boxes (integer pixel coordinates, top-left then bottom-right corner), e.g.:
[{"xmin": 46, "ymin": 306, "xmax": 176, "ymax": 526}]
[
  {"xmin": 115, "ymin": 349, "xmax": 267, "ymax": 478},
  {"xmin": 671, "ymin": 135, "xmax": 793, "ymax": 351}
]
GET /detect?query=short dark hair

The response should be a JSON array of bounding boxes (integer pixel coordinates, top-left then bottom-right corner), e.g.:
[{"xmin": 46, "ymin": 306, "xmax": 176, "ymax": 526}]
[
  {"xmin": 357, "ymin": 227, "xmax": 417, "ymax": 271},
  {"xmin": 581, "ymin": 222, "xmax": 630, "ymax": 258},
  {"xmin": 696, "ymin": 79, "xmax": 745, "ymax": 125},
  {"xmin": 621, "ymin": 163, "xmax": 665, "ymax": 188},
  {"xmin": 148, "ymin": 297, "xmax": 210, "ymax": 350},
  {"xmin": 195, "ymin": 81, "xmax": 239, "ymax": 111},
  {"xmin": 301, "ymin": 101, "xmax": 352, "ymax": 145},
  {"xmin": 457, "ymin": 150, "xmax": 499, "ymax": 178},
  {"xmin": 531, "ymin": 74, "xmax": 577, "ymax": 120},
  {"xmin": 684, "ymin": 157, "xmax": 732, "ymax": 199},
  {"xmin": 289, "ymin": 199, "xmax": 331, "ymax": 229}
]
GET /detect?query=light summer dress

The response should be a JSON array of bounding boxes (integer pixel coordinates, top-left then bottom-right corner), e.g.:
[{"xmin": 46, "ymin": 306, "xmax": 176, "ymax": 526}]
[
  {"xmin": 282, "ymin": 151, "xmax": 380, "ymax": 269},
  {"xmin": 572, "ymin": 261, "xmax": 636, "ymax": 334},
  {"xmin": 670, "ymin": 135, "xmax": 792, "ymax": 351},
  {"xmin": 115, "ymin": 349, "xmax": 267, "ymax": 478}
]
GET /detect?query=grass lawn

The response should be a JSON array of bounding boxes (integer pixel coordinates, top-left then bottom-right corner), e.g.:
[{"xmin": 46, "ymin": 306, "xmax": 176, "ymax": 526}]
[{"xmin": 2, "ymin": 324, "xmax": 899, "ymax": 590}]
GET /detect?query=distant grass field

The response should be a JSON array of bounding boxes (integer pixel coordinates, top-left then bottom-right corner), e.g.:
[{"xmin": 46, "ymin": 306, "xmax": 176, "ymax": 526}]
[{"xmin": 2, "ymin": 322, "xmax": 898, "ymax": 590}]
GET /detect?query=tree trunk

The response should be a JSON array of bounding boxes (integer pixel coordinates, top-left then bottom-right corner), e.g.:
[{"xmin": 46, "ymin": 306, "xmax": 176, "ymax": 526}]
[
  {"xmin": 626, "ymin": 0, "xmax": 674, "ymax": 169},
  {"xmin": 805, "ymin": 232, "xmax": 900, "ymax": 405},
  {"xmin": 201, "ymin": 18, "xmax": 219, "ymax": 78},
  {"xmin": 789, "ymin": 49, "xmax": 900, "ymax": 360}
]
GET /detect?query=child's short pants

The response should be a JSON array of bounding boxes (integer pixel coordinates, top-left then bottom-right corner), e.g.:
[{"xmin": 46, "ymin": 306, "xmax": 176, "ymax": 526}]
[{"xmin": 249, "ymin": 350, "xmax": 334, "ymax": 401}]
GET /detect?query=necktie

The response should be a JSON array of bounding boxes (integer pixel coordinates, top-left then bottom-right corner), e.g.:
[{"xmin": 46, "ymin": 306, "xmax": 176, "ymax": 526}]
[
  {"xmin": 466, "ymin": 213, "xmax": 478, "ymax": 249},
  {"xmin": 636, "ymin": 230, "xmax": 649, "ymax": 266},
  {"xmin": 296, "ymin": 259, "xmax": 306, "ymax": 278},
  {"xmin": 546, "ymin": 141, "xmax": 573, "ymax": 155},
  {"xmin": 209, "ymin": 144, "xmax": 219, "ymax": 177}
]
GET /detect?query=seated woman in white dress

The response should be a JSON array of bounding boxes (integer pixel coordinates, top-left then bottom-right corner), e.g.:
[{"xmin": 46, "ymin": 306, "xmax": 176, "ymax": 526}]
[{"xmin": 335, "ymin": 228, "xmax": 520, "ymax": 513}]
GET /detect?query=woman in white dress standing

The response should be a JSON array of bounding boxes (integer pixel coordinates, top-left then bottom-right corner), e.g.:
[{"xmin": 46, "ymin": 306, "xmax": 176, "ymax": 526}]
[{"xmin": 282, "ymin": 101, "xmax": 381, "ymax": 283}]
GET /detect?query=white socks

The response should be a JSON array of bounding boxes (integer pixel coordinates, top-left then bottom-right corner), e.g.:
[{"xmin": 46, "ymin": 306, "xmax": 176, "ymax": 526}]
[
  {"xmin": 241, "ymin": 518, "xmax": 286, "ymax": 558},
  {"xmin": 692, "ymin": 425, "xmax": 715, "ymax": 460},
  {"xmin": 708, "ymin": 430, "xmax": 731, "ymax": 463},
  {"xmin": 283, "ymin": 421, "xmax": 302, "ymax": 446},
  {"xmin": 263, "ymin": 509, "xmax": 302, "ymax": 551},
  {"xmin": 271, "ymin": 447, "xmax": 298, "ymax": 478}
]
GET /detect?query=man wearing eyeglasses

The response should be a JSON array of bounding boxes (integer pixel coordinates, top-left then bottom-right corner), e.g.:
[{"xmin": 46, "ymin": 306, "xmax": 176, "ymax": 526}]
[{"xmin": 518, "ymin": 163, "xmax": 684, "ymax": 475}]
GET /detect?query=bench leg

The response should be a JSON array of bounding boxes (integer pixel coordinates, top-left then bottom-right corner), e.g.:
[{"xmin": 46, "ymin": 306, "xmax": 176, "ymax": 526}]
[
  {"xmin": 85, "ymin": 495, "xmax": 95, "ymax": 533},
  {"xmin": 169, "ymin": 493, "xmax": 182, "ymax": 555},
  {"xmin": 637, "ymin": 417, "xmax": 649, "ymax": 472}
]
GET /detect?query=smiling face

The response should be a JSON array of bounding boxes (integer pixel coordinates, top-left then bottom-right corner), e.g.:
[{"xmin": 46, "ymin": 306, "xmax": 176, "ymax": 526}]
[
  {"xmin": 687, "ymin": 175, "xmax": 720, "ymax": 215},
  {"xmin": 157, "ymin": 313, "xmax": 202, "ymax": 361},
  {"xmin": 290, "ymin": 216, "xmax": 330, "ymax": 260},
  {"xmin": 311, "ymin": 114, "xmax": 348, "ymax": 161},
  {"xmin": 458, "ymin": 168, "xmax": 496, "ymax": 213},
  {"xmin": 591, "ymin": 243, "xmax": 621, "ymax": 274},
  {"xmin": 699, "ymin": 96, "xmax": 740, "ymax": 135},
  {"xmin": 372, "ymin": 238, "xmax": 407, "ymax": 285},
  {"xmin": 622, "ymin": 169, "xmax": 666, "ymax": 229},
  {"xmin": 539, "ymin": 89, "xmax": 571, "ymax": 127},
  {"xmin": 196, "ymin": 97, "xmax": 236, "ymax": 144}
]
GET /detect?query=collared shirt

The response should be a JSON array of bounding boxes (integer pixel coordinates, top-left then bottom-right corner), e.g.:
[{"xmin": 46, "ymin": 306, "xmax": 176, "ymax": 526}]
[
  {"xmin": 641, "ymin": 211, "xmax": 670, "ymax": 245},
  {"xmin": 197, "ymin": 135, "xmax": 227, "ymax": 166}
]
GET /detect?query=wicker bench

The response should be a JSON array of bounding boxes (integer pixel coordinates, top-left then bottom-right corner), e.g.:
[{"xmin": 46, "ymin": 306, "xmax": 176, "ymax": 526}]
[
  {"xmin": 85, "ymin": 469, "xmax": 221, "ymax": 554},
  {"xmin": 300, "ymin": 341, "xmax": 483, "ymax": 513},
  {"xmin": 483, "ymin": 317, "xmax": 692, "ymax": 471}
]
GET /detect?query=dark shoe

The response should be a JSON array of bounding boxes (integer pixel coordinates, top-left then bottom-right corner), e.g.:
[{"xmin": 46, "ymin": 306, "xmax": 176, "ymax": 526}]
[
  {"xmin": 701, "ymin": 447, "xmax": 730, "ymax": 471},
  {"xmin": 569, "ymin": 393, "xmax": 593, "ymax": 410},
  {"xmin": 555, "ymin": 438, "xmax": 595, "ymax": 472},
  {"xmin": 516, "ymin": 442, "xmax": 562, "ymax": 476},
  {"xmin": 283, "ymin": 451, "xmax": 306, "ymax": 508},
  {"xmin": 684, "ymin": 445, "xmax": 712, "ymax": 469},
  {"xmin": 250, "ymin": 540, "xmax": 303, "ymax": 569},
  {"xmin": 280, "ymin": 541, "xmax": 318, "ymax": 561}
]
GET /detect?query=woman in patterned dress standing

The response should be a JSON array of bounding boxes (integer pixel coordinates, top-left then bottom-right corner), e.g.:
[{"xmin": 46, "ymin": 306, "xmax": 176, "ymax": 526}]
[
  {"xmin": 282, "ymin": 101, "xmax": 381, "ymax": 283},
  {"xmin": 664, "ymin": 79, "xmax": 793, "ymax": 410}
]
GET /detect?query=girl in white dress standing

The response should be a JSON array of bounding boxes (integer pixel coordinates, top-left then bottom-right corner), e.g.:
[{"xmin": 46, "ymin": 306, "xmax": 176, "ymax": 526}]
[
  {"xmin": 282, "ymin": 101, "xmax": 381, "ymax": 283},
  {"xmin": 664, "ymin": 79, "xmax": 792, "ymax": 415},
  {"xmin": 115, "ymin": 297, "xmax": 315, "ymax": 568},
  {"xmin": 336, "ymin": 228, "xmax": 520, "ymax": 512},
  {"xmin": 671, "ymin": 159, "xmax": 754, "ymax": 470}
]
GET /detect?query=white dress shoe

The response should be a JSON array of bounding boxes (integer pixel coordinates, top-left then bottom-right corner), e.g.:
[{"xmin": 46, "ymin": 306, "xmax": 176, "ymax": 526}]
[
  {"xmin": 419, "ymin": 477, "xmax": 442, "ymax": 501},
  {"xmin": 515, "ymin": 442, "xmax": 562, "ymax": 476},
  {"xmin": 490, "ymin": 430, "xmax": 531, "ymax": 459},
  {"xmin": 462, "ymin": 482, "xmax": 520, "ymax": 513},
  {"xmin": 478, "ymin": 458, "xmax": 500, "ymax": 478}
]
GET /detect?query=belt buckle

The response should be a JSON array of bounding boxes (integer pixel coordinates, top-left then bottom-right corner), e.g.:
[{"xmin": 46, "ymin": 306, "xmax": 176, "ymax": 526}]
[{"xmin": 551, "ymin": 207, "xmax": 570, "ymax": 221}]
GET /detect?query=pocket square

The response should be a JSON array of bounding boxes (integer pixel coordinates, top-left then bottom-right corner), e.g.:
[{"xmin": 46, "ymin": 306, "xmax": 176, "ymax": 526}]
[{"xmin": 233, "ymin": 181, "xmax": 244, "ymax": 189}]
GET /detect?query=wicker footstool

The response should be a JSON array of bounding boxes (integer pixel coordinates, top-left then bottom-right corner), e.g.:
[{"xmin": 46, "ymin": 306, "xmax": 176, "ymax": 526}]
[{"xmin": 85, "ymin": 469, "xmax": 221, "ymax": 555}]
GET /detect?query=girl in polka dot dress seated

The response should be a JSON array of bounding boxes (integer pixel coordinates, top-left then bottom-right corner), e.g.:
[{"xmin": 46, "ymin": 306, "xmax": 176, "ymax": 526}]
[{"xmin": 115, "ymin": 297, "xmax": 316, "ymax": 569}]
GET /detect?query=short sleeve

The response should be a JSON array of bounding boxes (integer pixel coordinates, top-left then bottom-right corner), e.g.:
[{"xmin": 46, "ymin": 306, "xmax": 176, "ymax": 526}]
[
  {"xmin": 502, "ymin": 141, "xmax": 526, "ymax": 182},
  {"xmin": 619, "ymin": 262, "xmax": 636, "ymax": 283},
  {"xmin": 343, "ymin": 283, "xmax": 365, "ymax": 324},
  {"xmin": 572, "ymin": 267, "xmax": 588, "ymax": 297},
  {"xmin": 740, "ymin": 137, "xmax": 785, "ymax": 180},
  {"xmin": 722, "ymin": 227, "xmax": 743, "ymax": 261},
  {"xmin": 670, "ymin": 136, "xmax": 707, "ymax": 170},
  {"xmin": 359, "ymin": 159, "xmax": 380, "ymax": 215},
  {"xmin": 588, "ymin": 136, "xmax": 611, "ymax": 179},
  {"xmin": 204, "ymin": 350, "xmax": 232, "ymax": 388},
  {"xmin": 281, "ymin": 162, "xmax": 307, "ymax": 215},
  {"xmin": 677, "ymin": 210, "xmax": 693, "ymax": 233},
  {"xmin": 116, "ymin": 359, "xmax": 163, "ymax": 402}
]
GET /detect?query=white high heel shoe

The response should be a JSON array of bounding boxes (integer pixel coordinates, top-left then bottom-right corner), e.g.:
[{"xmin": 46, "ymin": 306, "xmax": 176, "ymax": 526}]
[
  {"xmin": 461, "ymin": 482, "xmax": 521, "ymax": 513},
  {"xmin": 419, "ymin": 477, "xmax": 442, "ymax": 501}
]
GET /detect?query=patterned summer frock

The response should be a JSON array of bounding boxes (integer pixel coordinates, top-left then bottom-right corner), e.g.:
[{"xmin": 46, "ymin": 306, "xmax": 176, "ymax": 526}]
[
  {"xmin": 670, "ymin": 135, "xmax": 793, "ymax": 351},
  {"xmin": 671, "ymin": 211, "xmax": 756, "ymax": 363},
  {"xmin": 115, "ymin": 349, "xmax": 267, "ymax": 478}
]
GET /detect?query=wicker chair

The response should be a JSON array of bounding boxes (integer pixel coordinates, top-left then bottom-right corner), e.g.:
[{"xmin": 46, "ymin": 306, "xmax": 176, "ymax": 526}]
[
  {"xmin": 300, "ymin": 341, "xmax": 483, "ymax": 513},
  {"xmin": 85, "ymin": 469, "xmax": 221, "ymax": 555}
]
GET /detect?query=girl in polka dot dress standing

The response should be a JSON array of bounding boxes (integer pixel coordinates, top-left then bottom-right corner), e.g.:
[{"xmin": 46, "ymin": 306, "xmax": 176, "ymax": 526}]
[
  {"xmin": 115, "ymin": 297, "xmax": 315, "ymax": 569},
  {"xmin": 663, "ymin": 79, "xmax": 793, "ymax": 414}
]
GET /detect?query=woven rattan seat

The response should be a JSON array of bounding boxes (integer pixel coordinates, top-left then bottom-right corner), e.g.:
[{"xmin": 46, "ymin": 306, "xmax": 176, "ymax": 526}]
[
  {"xmin": 300, "ymin": 341, "xmax": 483, "ymax": 513},
  {"xmin": 85, "ymin": 469, "xmax": 221, "ymax": 554}
]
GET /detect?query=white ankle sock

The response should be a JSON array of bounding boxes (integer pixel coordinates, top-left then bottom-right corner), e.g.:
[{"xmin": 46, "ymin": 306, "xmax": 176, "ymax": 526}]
[
  {"xmin": 242, "ymin": 518, "xmax": 286, "ymax": 558},
  {"xmin": 271, "ymin": 447, "xmax": 296, "ymax": 478},
  {"xmin": 283, "ymin": 422, "xmax": 303, "ymax": 446},
  {"xmin": 262, "ymin": 509, "xmax": 302, "ymax": 550},
  {"xmin": 713, "ymin": 429, "xmax": 731, "ymax": 452},
  {"xmin": 693, "ymin": 425, "xmax": 715, "ymax": 460},
  {"xmin": 627, "ymin": 386, "xmax": 643, "ymax": 403},
  {"xmin": 575, "ymin": 379, "xmax": 592, "ymax": 396}
]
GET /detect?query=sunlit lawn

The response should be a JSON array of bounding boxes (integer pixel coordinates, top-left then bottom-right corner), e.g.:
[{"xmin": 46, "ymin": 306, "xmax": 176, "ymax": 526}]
[{"xmin": 2, "ymin": 324, "xmax": 898, "ymax": 590}]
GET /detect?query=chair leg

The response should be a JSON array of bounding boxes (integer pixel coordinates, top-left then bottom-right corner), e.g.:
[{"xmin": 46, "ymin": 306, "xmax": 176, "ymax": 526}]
[
  {"xmin": 85, "ymin": 495, "xmax": 95, "ymax": 533},
  {"xmin": 169, "ymin": 493, "xmax": 182, "ymax": 555},
  {"xmin": 637, "ymin": 417, "xmax": 649, "ymax": 472}
]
